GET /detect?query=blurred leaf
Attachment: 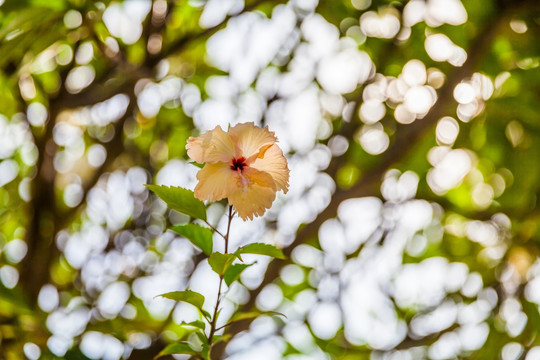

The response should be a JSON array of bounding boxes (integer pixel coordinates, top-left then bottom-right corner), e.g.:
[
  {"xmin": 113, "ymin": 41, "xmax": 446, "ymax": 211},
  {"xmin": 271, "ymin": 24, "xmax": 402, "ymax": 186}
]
[
  {"xmin": 282, "ymin": 342, "xmax": 303, "ymax": 357},
  {"xmin": 194, "ymin": 331, "xmax": 208, "ymax": 345},
  {"xmin": 171, "ymin": 223, "xmax": 213, "ymax": 255},
  {"xmin": 336, "ymin": 164, "xmax": 360, "ymax": 189},
  {"xmin": 154, "ymin": 342, "xmax": 198, "ymax": 359},
  {"xmin": 181, "ymin": 320, "xmax": 206, "ymax": 330},
  {"xmin": 228, "ymin": 310, "xmax": 286, "ymax": 324},
  {"xmin": 30, "ymin": 0, "xmax": 65, "ymax": 10},
  {"xmin": 190, "ymin": 162, "xmax": 205, "ymax": 169},
  {"xmin": 146, "ymin": 185, "xmax": 206, "ymax": 220},
  {"xmin": 211, "ymin": 333, "xmax": 232, "ymax": 345}
]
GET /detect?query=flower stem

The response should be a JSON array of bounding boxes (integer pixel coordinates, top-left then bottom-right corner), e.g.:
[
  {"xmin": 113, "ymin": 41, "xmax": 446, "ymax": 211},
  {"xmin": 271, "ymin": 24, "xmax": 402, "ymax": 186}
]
[
  {"xmin": 208, "ymin": 205, "xmax": 234, "ymax": 358},
  {"xmin": 208, "ymin": 276, "xmax": 223, "ymax": 352},
  {"xmin": 225, "ymin": 205, "xmax": 233, "ymax": 253}
]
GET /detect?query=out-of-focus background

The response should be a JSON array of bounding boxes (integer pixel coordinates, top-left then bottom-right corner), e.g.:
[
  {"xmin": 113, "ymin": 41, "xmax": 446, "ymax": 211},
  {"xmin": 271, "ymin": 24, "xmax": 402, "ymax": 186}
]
[{"xmin": 0, "ymin": 0, "xmax": 540, "ymax": 359}]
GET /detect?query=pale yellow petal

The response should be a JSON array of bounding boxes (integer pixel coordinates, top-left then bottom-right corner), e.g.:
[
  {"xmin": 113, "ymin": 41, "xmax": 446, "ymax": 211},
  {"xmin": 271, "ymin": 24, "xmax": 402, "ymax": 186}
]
[
  {"xmin": 194, "ymin": 163, "xmax": 237, "ymax": 201},
  {"xmin": 185, "ymin": 135, "xmax": 208, "ymax": 163},
  {"xmin": 228, "ymin": 167, "xmax": 277, "ymax": 220},
  {"xmin": 229, "ymin": 122, "xmax": 277, "ymax": 161},
  {"xmin": 250, "ymin": 144, "xmax": 290, "ymax": 194},
  {"xmin": 242, "ymin": 167, "xmax": 276, "ymax": 190},
  {"xmin": 186, "ymin": 126, "xmax": 235, "ymax": 164}
]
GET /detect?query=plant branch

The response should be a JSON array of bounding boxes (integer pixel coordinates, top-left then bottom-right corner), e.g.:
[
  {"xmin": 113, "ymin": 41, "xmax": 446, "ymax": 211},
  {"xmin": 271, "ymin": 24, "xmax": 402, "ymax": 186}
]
[
  {"xmin": 225, "ymin": 205, "xmax": 233, "ymax": 254},
  {"xmin": 207, "ymin": 205, "xmax": 234, "ymax": 359},
  {"xmin": 204, "ymin": 220, "xmax": 227, "ymax": 240},
  {"xmin": 208, "ymin": 277, "xmax": 224, "ymax": 344}
]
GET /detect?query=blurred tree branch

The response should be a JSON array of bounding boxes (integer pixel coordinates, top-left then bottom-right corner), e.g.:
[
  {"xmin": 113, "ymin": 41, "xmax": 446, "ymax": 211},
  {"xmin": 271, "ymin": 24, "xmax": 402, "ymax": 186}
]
[
  {"xmin": 58, "ymin": 0, "xmax": 286, "ymax": 111},
  {"xmin": 19, "ymin": 45, "xmax": 82, "ymax": 303}
]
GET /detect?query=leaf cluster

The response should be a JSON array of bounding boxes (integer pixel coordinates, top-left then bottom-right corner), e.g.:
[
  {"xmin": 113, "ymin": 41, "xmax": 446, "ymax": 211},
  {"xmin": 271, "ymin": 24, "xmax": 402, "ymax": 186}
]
[{"xmin": 147, "ymin": 185, "xmax": 285, "ymax": 358}]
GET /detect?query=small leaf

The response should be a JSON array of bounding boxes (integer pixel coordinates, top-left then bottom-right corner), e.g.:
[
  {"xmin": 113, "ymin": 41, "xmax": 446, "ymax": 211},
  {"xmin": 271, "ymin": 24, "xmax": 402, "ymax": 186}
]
[
  {"xmin": 186, "ymin": 331, "xmax": 208, "ymax": 355},
  {"xmin": 201, "ymin": 344, "xmax": 210, "ymax": 360},
  {"xmin": 159, "ymin": 290, "xmax": 204, "ymax": 308},
  {"xmin": 229, "ymin": 310, "xmax": 286, "ymax": 323},
  {"xmin": 211, "ymin": 333, "xmax": 232, "ymax": 345},
  {"xmin": 224, "ymin": 263, "xmax": 254, "ymax": 286},
  {"xmin": 146, "ymin": 185, "xmax": 206, "ymax": 220},
  {"xmin": 194, "ymin": 331, "xmax": 209, "ymax": 345},
  {"xmin": 215, "ymin": 308, "xmax": 222, "ymax": 325},
  {"xmin": 208, "ymin": 252, "xmax": 236, "ymax": 276},
  {"xmin": 154, "ymin": 342, "xmax": 197, "ymax": 359},
  {"xmin": 190, "ymin": 162, "xmax": 205, "ymax": 169},
  {"xmin": 181, "ymin": 320, "xmax": 206, "ymax": 330},
  {"xmin": 283, "ymin": 343, "xmax": 303, "ymax": 356},
  {"xmin": 172, "ymin": 223, "xmax": 213, "ymax": 255},
  {"xmin": 235, "ymin": 243, "xmax": 285, "ymax": 260},
  {"xmin": 158, "ymin": 290, "xmax": 210, "ymax": 319}
]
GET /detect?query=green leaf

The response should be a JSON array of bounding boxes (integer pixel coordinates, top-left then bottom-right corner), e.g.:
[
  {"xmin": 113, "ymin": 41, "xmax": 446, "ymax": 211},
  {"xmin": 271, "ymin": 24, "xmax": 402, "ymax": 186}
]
[
  {"xmin": 158, "ymin": 290, "xmax": 211, "ymax": 319},
  {"xmin": 190, "ymin": 161, "xmax": 205, "ymax": 169},
  {"xmin": 235, "ymin": 243, "xmax": 285, "ymax": 260},
  {"xmin": 171, "ymin": 223, "xmax": 213, "ymax": 255},
  {"xmin": 194, "ymin": 331, "xmax": 208, "ymax": 345},
  {"xmin": 230, "ymin": 310, "xmax": 286, "ymax": 322},
  {"xmin": 211, "ymin": 334, "xmax": 232, "ymax": 345},
  {"xmin": 154, "ymin": 342, "xmax": 197, "ymax": 359},
  {"xmin": 223, "ymin": 263, "xmax": 254, "ymax": 286},
  {"xmin": 283, "ymin": 342, "xmax": 303, "ymax": 357},
  {"xmin": 208, "ymin": 252, "xmax": 236, "ymax": 276},
  {"xmin": 224, "ymin": 310, "xmax": 286, "ymax": 328},
  {"xmin": 145, "ymin": 184, "xmax": 206, "ymax": 220},
  {"xmin": 180, "ymin": 320, "xmax": 206, "ymax": 330},
  {"xmin": 184, "ymin": 331, "xmax": 209, "ymax": 357},
  {"xmin": 159, "ymin": 290, "xmax": 204, "ymax": 308}
]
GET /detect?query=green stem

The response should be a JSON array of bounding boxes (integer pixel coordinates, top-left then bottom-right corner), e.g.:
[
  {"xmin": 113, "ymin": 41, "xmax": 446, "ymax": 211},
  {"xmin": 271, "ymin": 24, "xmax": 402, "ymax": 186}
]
[
  {"xmin": 207, "ymin": 205, "xmax": 234, "ymax": 358},
  {"xmin": 225, "ymin": 205, "xmax": 233, "ymax": 253}
]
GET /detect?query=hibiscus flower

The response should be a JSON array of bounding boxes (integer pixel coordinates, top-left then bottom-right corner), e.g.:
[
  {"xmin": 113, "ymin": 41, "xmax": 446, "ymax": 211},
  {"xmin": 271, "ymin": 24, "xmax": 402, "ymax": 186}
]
[{"xmin": 186, "ymin": 122, "xmax": 289, "ymax": 220}]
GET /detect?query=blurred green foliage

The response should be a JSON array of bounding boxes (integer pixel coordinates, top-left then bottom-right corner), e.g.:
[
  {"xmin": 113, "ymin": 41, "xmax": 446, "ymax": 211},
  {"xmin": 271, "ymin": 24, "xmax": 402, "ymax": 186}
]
[{"xmin": 0, "ymin": 0, "xmax": 539, "ymax": 359}]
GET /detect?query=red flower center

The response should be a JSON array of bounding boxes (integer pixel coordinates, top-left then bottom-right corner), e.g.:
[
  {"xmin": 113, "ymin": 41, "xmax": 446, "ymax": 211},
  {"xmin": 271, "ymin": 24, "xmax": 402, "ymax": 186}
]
[{"xmin": 230, "ymin": 157, "xmax": 247, "ymax": 171}]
